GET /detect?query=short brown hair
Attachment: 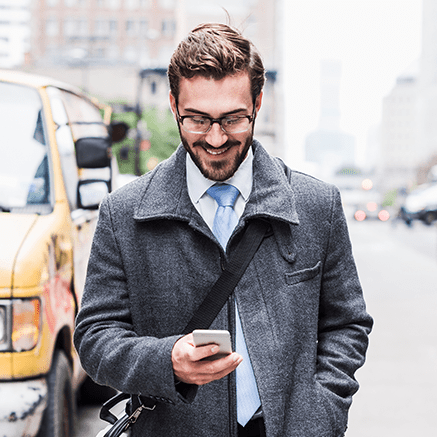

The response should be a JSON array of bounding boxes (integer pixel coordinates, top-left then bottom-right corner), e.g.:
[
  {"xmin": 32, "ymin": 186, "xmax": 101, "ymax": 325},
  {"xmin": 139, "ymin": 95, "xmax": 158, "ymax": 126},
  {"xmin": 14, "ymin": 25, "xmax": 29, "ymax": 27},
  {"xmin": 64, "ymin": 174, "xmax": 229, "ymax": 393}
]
[{"xmin": 168, "ymin": 23, "xmax": 265, "ymax": 102}]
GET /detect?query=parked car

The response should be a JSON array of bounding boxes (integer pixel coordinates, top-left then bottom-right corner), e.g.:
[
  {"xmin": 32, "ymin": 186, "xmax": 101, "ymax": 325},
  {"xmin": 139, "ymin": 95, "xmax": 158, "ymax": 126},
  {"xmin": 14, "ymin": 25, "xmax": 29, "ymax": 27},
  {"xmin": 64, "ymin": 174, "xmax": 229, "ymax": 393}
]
[
  {"xmin": 399, "ymin": 183, "xmax": 437, "ymax": 225},
  {"xmin": 0, "ymin": 70, "xmax": 127, "ymax": 437}
]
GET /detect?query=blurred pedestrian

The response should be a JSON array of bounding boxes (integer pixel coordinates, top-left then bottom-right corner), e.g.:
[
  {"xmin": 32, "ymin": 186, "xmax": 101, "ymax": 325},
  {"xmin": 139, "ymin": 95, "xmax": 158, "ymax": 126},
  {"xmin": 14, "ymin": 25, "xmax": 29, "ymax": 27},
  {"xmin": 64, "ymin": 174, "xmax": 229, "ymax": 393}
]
[{"xmin": 74, "ymin": 23, "xmax": 373, "ymax": 437}]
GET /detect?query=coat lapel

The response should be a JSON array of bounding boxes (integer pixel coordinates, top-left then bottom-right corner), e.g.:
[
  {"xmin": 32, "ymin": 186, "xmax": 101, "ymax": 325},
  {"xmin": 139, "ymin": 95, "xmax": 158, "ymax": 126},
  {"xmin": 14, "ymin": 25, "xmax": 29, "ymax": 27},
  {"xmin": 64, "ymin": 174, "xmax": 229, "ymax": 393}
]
[
  {"xmin": 243, "ymin": 140, "xmax": 299, "ymax": 226},
  {"xmin": 133, "ymin": 140, "xmax": 300, "ymax": 229}
]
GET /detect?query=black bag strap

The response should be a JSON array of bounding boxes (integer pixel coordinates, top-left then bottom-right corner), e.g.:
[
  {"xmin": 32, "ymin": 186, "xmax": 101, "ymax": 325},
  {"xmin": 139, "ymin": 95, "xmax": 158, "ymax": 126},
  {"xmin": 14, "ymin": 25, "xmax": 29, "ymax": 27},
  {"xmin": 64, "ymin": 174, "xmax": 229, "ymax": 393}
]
[
  {"xmin": 183, "ymin": 219, "xmax": 270, "ymax": 334},
  {"xmin": 101, "ymin": 219, "xmax": 270, "ymax": 436}
]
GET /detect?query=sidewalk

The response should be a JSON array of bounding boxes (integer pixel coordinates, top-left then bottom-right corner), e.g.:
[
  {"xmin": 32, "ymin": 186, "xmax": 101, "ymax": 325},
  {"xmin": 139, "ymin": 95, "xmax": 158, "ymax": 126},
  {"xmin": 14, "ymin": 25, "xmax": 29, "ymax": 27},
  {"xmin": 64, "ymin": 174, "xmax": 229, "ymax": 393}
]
[{"xmin": 346, "ymin": 221, "xmax": 437, "ymax": 437}]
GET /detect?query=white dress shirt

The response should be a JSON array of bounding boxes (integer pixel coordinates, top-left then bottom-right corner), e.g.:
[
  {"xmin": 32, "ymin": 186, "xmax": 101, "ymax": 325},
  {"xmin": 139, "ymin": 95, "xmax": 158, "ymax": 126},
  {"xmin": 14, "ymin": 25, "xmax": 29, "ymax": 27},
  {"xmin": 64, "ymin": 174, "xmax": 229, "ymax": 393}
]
[
  {"xmin": 186, "ymin": 147, "xmax": 253, "ymax": 232},
  {"xmin": 186, "ymin": 147, "xmax": 261, "ymax": 425}
]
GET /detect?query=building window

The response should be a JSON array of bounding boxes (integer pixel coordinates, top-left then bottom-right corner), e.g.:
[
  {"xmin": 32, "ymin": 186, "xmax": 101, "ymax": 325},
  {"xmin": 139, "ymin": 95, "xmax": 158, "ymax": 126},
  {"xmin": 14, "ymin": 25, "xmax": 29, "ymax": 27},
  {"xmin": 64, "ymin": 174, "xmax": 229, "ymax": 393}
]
[
  {"xmin": 45, "ymin": 44, "xmax": 60, "ymax": 59},
  {"xmin": 109, "ymin": 20, "xmax": 118, "ymax": 36},
  {"xmin": 106, "ymin": 0, "xmax": 121, "ymax": 9},
  {"xmin": 126, "ymin": 19, "xmax": 136, "ymax": 36},
  {"xmin": 64, "ymin": 19, "xmax": 75, "ymax": 37},
  {"xmin": 46, "ymin": 18, "xmax": 59, "ymax": 37},
  {"xmin": 94, "ymin": 19, "xmax": 109, "ymax": 36},
  {"xmin": 126, "ymin": 0, "xmax": 139, "ymax": 9},
  {"xmin": 139, "ymin": 19, "xmax": 148, "ymax": 36},
  {"xmin": 124, "ymin": 45, "xmax": 137, "ymax": 62},
  {"xmin": 63, "ymin": 19, "xmax": 88, "ymax": 38},
  {"xmin": 77, "ymin": 19, "xmax": 88, "ymax": 36},
  {"xmin": 107, "ymin": 45, "xmax": 119, "ymax": 60},
  {"xmin": 138, "ymin": 46, "xmax": 149, "ymax": 65},
  {"xmin": 159, "ymin": 45, "xmax": 174, "ymax": 64},
  {"xmin": 161, "ymin": 19, "xmax": 175, "ymax": 37},
  {"xmin": 159, "ymin": 0, "xmax": 175, "ymax": 9},
  {"xmin": 94, "ymin": 47, "xmax": 105, "ymax": 58}
]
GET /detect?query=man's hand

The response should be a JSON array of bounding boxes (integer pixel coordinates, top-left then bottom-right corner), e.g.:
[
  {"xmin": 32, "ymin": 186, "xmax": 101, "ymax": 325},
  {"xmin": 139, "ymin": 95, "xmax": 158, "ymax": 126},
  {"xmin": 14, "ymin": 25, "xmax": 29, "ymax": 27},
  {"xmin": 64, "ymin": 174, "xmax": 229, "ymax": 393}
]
[{"xmin": 172, "ymin": 333, "xmax": 243, "ymax": 385}]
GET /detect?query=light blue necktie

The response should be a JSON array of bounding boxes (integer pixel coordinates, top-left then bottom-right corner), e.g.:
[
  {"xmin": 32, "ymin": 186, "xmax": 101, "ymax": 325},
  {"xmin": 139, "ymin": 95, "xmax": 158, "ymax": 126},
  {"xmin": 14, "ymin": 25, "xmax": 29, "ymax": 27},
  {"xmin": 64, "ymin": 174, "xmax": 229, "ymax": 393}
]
[{"xmin": 207, "ymin": 184, "xmax": 261, "ymax": 427}]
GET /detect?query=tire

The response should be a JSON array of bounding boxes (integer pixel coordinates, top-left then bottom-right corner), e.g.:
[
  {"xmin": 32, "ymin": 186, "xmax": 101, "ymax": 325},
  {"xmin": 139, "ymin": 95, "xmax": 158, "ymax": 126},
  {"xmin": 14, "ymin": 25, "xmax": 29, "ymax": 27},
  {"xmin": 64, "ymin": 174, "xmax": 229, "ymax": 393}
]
[
  {"xmin": 78, "ymin": 376, "xmax": 117, "ymax": 405},
  {"xmin": 38, "ymin": 350, "xmax": 75, "ymax": 437},
  {"xmin": 423, "ymin": 212, "xmax": 435, "ymax": 225}
]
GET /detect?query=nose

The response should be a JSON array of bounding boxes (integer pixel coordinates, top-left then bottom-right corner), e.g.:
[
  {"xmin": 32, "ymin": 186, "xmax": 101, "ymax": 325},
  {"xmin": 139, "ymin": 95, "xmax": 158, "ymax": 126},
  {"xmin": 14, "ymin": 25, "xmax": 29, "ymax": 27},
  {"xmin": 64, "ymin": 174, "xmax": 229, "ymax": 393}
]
[{"xmin": 205, "ymin": 121, "xmax": 228, "ymax": 148}]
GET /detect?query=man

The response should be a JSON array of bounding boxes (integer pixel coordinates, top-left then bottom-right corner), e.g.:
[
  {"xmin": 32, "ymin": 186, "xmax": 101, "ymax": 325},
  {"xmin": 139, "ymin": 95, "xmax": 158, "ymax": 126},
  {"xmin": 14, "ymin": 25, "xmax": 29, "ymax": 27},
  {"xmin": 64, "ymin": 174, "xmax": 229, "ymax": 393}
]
[{"xmin": 74, "ymin": 23, "xmax": 373, "ymax": 437}]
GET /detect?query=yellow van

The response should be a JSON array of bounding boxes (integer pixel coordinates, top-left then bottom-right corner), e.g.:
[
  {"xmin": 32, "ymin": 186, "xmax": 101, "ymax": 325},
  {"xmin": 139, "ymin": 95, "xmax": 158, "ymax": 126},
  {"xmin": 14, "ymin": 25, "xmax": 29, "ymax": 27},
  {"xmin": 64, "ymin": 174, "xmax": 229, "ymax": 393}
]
[{"xmin": 0, "ymin": 70, "xmax": 126, "ymax": 437}]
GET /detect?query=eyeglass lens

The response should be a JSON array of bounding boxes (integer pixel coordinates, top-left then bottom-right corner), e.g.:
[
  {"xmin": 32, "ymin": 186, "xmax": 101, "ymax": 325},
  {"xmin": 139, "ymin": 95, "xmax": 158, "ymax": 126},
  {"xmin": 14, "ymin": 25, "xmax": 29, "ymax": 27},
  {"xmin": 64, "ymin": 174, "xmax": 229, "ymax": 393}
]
[{"xmin": 182, "ymin": 116, "xmax": 250, "ymax": 134}]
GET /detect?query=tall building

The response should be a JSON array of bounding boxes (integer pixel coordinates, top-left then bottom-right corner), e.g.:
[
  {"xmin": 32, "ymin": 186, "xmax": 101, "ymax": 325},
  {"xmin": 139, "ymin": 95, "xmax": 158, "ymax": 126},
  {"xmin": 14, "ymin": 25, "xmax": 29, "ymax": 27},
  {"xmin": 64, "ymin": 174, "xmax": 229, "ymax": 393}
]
[
  {"xmin": 417, "ymin": 0, "xmax": 437, "ymax": 164},
  {"xmin": 379, "ymin": 0, "xmax": 437, "ymax": 191},
  {"xmin": 304, "ymin": 60, "xmax": 356, "ymax": 176},
  {"xmin": 380, "ymin": 61, "xmax": 419, "ymax": 191},
  {"xmin": 0, "ymin": 0, "xmax": 31, "ymax": 68}
]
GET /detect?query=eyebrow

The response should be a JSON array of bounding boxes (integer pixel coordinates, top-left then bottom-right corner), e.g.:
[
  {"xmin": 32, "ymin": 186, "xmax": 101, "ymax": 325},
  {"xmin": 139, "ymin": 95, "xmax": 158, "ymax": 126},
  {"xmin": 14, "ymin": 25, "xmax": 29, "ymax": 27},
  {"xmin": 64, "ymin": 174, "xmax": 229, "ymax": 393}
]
[{"xmin": 183, "ymin": 107, "xmax": 249, "ymax": 117}]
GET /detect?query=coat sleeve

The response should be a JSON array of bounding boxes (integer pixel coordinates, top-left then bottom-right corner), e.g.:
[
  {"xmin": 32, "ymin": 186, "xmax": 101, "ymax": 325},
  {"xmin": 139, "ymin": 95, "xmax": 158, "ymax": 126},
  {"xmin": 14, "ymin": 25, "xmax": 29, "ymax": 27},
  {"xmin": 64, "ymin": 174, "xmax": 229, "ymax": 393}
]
[
  {"xmin": 73, "ymin": 195, "xmax": 197, "ymax": 405},
  {"xmin": 316, "ymin": 185, "xmax": 373, "ymax": 428}
]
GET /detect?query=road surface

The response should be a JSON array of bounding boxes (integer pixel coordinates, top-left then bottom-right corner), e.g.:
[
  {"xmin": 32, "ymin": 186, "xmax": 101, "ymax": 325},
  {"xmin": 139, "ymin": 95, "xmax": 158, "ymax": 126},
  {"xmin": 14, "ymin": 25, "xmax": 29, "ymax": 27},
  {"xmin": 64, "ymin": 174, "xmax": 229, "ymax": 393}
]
[{"xmin": 347, "ymin": 219, "xmax": 437, "ymax": 436}]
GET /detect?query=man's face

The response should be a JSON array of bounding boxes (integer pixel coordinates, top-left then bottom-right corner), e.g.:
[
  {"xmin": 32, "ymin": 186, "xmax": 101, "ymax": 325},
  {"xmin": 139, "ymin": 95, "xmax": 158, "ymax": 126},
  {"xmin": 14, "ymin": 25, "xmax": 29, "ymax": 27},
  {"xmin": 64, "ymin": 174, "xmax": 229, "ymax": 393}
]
[{"xmin": 170, "ymin": 72, "xmax": 262, "ymax": 182}]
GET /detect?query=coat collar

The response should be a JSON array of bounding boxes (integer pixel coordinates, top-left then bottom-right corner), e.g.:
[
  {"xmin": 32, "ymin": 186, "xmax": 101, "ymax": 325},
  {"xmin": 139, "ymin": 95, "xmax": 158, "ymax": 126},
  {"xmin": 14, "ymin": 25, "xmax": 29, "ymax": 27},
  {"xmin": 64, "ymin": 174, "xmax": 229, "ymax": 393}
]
[{"xmin": 133, "ymin": 139, "xmax": 299, "ymax": 226}]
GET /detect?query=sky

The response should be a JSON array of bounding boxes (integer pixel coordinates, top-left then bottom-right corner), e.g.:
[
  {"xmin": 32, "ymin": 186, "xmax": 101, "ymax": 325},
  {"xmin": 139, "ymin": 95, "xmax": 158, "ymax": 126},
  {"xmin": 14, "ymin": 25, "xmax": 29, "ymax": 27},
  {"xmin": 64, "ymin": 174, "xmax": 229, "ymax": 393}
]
[{"xmin": 282, "ymin": 0, "xmax": 423, "ymax": 173}]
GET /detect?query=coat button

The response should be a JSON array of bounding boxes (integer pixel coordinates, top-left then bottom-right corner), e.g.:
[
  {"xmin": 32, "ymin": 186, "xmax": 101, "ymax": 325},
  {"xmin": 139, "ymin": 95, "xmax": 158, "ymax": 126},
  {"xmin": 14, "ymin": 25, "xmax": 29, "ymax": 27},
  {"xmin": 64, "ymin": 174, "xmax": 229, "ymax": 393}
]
[{"xmin": 220, "ymin": 256, "xmax": 225, "ymax": 271}]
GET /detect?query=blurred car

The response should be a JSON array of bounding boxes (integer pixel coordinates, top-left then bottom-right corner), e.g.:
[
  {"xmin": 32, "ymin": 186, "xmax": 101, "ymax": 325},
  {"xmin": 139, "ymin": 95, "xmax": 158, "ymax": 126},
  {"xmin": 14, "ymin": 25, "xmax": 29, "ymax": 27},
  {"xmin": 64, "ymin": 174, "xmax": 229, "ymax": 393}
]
[
  {"xmin": 399, "ymin": 183, "xmax": 437, "ymax": 225},
  {"xmin": 353, "ymin": 201, "xmax": 390, "ymax": 222}
]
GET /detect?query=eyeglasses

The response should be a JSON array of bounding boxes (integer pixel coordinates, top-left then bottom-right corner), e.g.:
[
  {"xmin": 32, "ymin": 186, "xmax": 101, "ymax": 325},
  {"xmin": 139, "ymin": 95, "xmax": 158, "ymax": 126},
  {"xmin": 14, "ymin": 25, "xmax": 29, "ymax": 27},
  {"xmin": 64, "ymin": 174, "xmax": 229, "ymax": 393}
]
[{"xmin": 176, "ymin": 104, "xmax": 255, "ymax": 135}]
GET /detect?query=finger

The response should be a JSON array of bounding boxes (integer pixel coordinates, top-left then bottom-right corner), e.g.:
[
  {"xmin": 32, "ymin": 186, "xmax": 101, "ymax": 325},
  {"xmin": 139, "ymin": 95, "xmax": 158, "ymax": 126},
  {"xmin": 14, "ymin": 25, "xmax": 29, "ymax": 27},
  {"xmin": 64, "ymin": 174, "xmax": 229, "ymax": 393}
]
[
  {"xmin": 180, "ymin": 353, "xmax": 242, "ymax": 385},
  {"xmin": 192, "ymin": 343, "xmax": 222, "ymax": 361},
  {"xmin": 194, "ymin": 353, "xmax": 243, "ymax": 384}
]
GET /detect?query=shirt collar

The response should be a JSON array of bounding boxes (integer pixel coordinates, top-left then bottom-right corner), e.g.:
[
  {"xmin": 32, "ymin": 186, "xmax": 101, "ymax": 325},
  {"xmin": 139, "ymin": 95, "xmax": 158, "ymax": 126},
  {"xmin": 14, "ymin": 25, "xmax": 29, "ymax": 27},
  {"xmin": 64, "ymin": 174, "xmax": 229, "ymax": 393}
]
[{"xmin": 186, "ymin": 146, "xmax": 253, "ymax": 204}]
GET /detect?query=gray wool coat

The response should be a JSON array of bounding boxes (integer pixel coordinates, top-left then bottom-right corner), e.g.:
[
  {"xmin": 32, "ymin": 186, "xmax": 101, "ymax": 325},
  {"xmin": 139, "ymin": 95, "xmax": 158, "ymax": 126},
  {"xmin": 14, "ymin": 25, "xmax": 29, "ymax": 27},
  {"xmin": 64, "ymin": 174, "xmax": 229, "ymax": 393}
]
[{"xmin": 74, "ymin": 140, "xmax": 373, "ymax": 437}]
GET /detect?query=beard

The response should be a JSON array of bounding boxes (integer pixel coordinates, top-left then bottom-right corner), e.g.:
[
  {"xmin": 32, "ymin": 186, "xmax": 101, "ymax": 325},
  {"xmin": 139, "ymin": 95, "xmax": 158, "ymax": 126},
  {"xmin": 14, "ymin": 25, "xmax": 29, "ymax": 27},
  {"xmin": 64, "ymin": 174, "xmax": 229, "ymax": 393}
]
[{"xmin": 179, "ymin": 127, "xmax": 253, "ymax": 182}]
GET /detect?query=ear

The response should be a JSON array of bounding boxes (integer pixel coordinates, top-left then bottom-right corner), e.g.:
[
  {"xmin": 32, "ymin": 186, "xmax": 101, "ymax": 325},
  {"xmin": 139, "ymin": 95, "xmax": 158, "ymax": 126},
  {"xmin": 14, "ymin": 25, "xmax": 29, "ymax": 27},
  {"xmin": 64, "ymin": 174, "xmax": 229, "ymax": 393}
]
[
  {"xmin": 169, "ymin": 91, "xmax": 177, "ymax": 119},
  {"xmin": 254, "ymin": 91, "xmax": 263, "ymax": 116}
]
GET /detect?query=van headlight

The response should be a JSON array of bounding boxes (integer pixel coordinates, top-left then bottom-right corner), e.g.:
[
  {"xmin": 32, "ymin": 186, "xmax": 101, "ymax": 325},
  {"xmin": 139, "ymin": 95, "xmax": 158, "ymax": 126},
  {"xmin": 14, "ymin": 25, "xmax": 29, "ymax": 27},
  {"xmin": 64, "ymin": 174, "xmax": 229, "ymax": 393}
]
[{"xmin": 0, "ymin": 298, "xmax": 41, "ymax": 352}]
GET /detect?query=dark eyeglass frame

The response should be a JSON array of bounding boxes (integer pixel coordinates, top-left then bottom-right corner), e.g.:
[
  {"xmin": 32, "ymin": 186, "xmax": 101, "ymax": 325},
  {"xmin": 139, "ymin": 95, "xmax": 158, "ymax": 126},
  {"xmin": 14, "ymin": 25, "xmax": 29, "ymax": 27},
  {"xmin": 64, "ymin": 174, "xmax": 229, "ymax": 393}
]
[{"xmin": 175, "ymin": 101, "xmax": 256, "ymax": 134}]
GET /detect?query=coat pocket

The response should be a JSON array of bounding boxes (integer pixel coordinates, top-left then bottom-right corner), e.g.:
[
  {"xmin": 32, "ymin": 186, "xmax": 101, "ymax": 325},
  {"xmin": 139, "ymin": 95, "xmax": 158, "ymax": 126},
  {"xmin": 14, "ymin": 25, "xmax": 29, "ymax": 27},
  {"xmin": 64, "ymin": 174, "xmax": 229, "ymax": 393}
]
[{"xmin": 285, "ymin": 261, "xmax": 321, "ymax": 285}]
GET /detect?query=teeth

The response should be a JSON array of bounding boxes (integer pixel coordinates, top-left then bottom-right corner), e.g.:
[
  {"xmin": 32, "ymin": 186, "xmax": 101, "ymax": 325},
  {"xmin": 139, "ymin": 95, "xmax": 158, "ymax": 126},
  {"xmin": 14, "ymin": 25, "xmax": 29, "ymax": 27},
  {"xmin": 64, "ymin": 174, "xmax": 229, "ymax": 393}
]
[{"xmin": 206, "ymin": 148, "xmax": 228, "ymax": 155}]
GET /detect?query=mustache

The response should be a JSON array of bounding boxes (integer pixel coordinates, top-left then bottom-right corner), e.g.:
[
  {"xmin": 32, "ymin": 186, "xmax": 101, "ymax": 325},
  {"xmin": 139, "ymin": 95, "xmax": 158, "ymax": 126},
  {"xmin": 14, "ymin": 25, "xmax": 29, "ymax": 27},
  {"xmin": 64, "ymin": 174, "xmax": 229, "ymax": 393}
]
[{"xmin": 192, "ymin": 139, "xmax": 241, "ymax": 150}]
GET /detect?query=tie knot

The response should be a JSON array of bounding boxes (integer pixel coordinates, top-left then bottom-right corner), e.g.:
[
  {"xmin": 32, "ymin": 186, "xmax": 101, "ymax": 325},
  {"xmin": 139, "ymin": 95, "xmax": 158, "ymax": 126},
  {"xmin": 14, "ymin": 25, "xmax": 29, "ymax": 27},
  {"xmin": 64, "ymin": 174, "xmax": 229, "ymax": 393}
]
[{"xmin": 207, "ymin": 184, "xmax": 239, "ymax": 208}]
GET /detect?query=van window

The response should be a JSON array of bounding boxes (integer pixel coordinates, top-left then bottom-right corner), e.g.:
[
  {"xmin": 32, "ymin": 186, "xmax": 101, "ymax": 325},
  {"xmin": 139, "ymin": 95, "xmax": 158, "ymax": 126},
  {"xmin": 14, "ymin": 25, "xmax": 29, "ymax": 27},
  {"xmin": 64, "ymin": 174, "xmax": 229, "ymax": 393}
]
[
  {"xmin": 46, "ymin": 86, "xmax": 79, "ymax": 211},
  {"xmin": 57, "ymin": 89, "xmax": 111, "ymax": 202},
  {"xmin": 59, "ymin": 90, "xmax": 108, "ymax": 140},
  {"xmin": 0, "ymin": 82, "xmax": 51, "ymax": 213}
]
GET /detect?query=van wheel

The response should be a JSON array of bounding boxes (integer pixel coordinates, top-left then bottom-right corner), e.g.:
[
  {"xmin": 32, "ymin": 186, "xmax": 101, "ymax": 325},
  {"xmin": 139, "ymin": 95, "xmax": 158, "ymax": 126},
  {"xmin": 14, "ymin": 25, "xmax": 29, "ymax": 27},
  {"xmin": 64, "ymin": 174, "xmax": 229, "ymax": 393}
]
[
  {"xmin": 424, "ymin": 212, "xmax": 435, "ymax": 225},
  {"xmin": 38, "ymin": 350, "xmax": 74, "ymax": 437}
]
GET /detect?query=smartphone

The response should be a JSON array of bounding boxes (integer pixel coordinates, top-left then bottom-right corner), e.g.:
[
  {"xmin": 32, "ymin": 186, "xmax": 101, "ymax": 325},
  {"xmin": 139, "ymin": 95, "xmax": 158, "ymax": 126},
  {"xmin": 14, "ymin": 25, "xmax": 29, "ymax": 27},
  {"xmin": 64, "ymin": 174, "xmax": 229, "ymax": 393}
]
[{"xmin": 192, "ymin": 329, "xmax": 232, "ymax": 360}]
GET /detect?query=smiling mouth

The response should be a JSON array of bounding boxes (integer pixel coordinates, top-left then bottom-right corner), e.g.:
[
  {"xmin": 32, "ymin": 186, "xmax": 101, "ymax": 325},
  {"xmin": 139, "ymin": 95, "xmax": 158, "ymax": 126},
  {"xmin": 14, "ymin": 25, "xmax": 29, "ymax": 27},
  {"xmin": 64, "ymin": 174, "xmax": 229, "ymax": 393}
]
[
  {"xmin": 193, "ymin": 139, "xmax": 241, "ymax": 157},
  {"xmin": 205, "ymin": 147, "xmax": 230, "ymax": 156}
]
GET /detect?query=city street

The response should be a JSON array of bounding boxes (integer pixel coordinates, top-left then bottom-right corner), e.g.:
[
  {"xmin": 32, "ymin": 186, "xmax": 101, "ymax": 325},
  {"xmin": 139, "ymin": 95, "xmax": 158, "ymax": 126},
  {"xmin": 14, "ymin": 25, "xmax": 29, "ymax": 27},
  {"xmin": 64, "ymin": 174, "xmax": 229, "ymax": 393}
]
[{"xmin": 75, "ymin": 217, "xmax": 437, "ymax": 437}]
